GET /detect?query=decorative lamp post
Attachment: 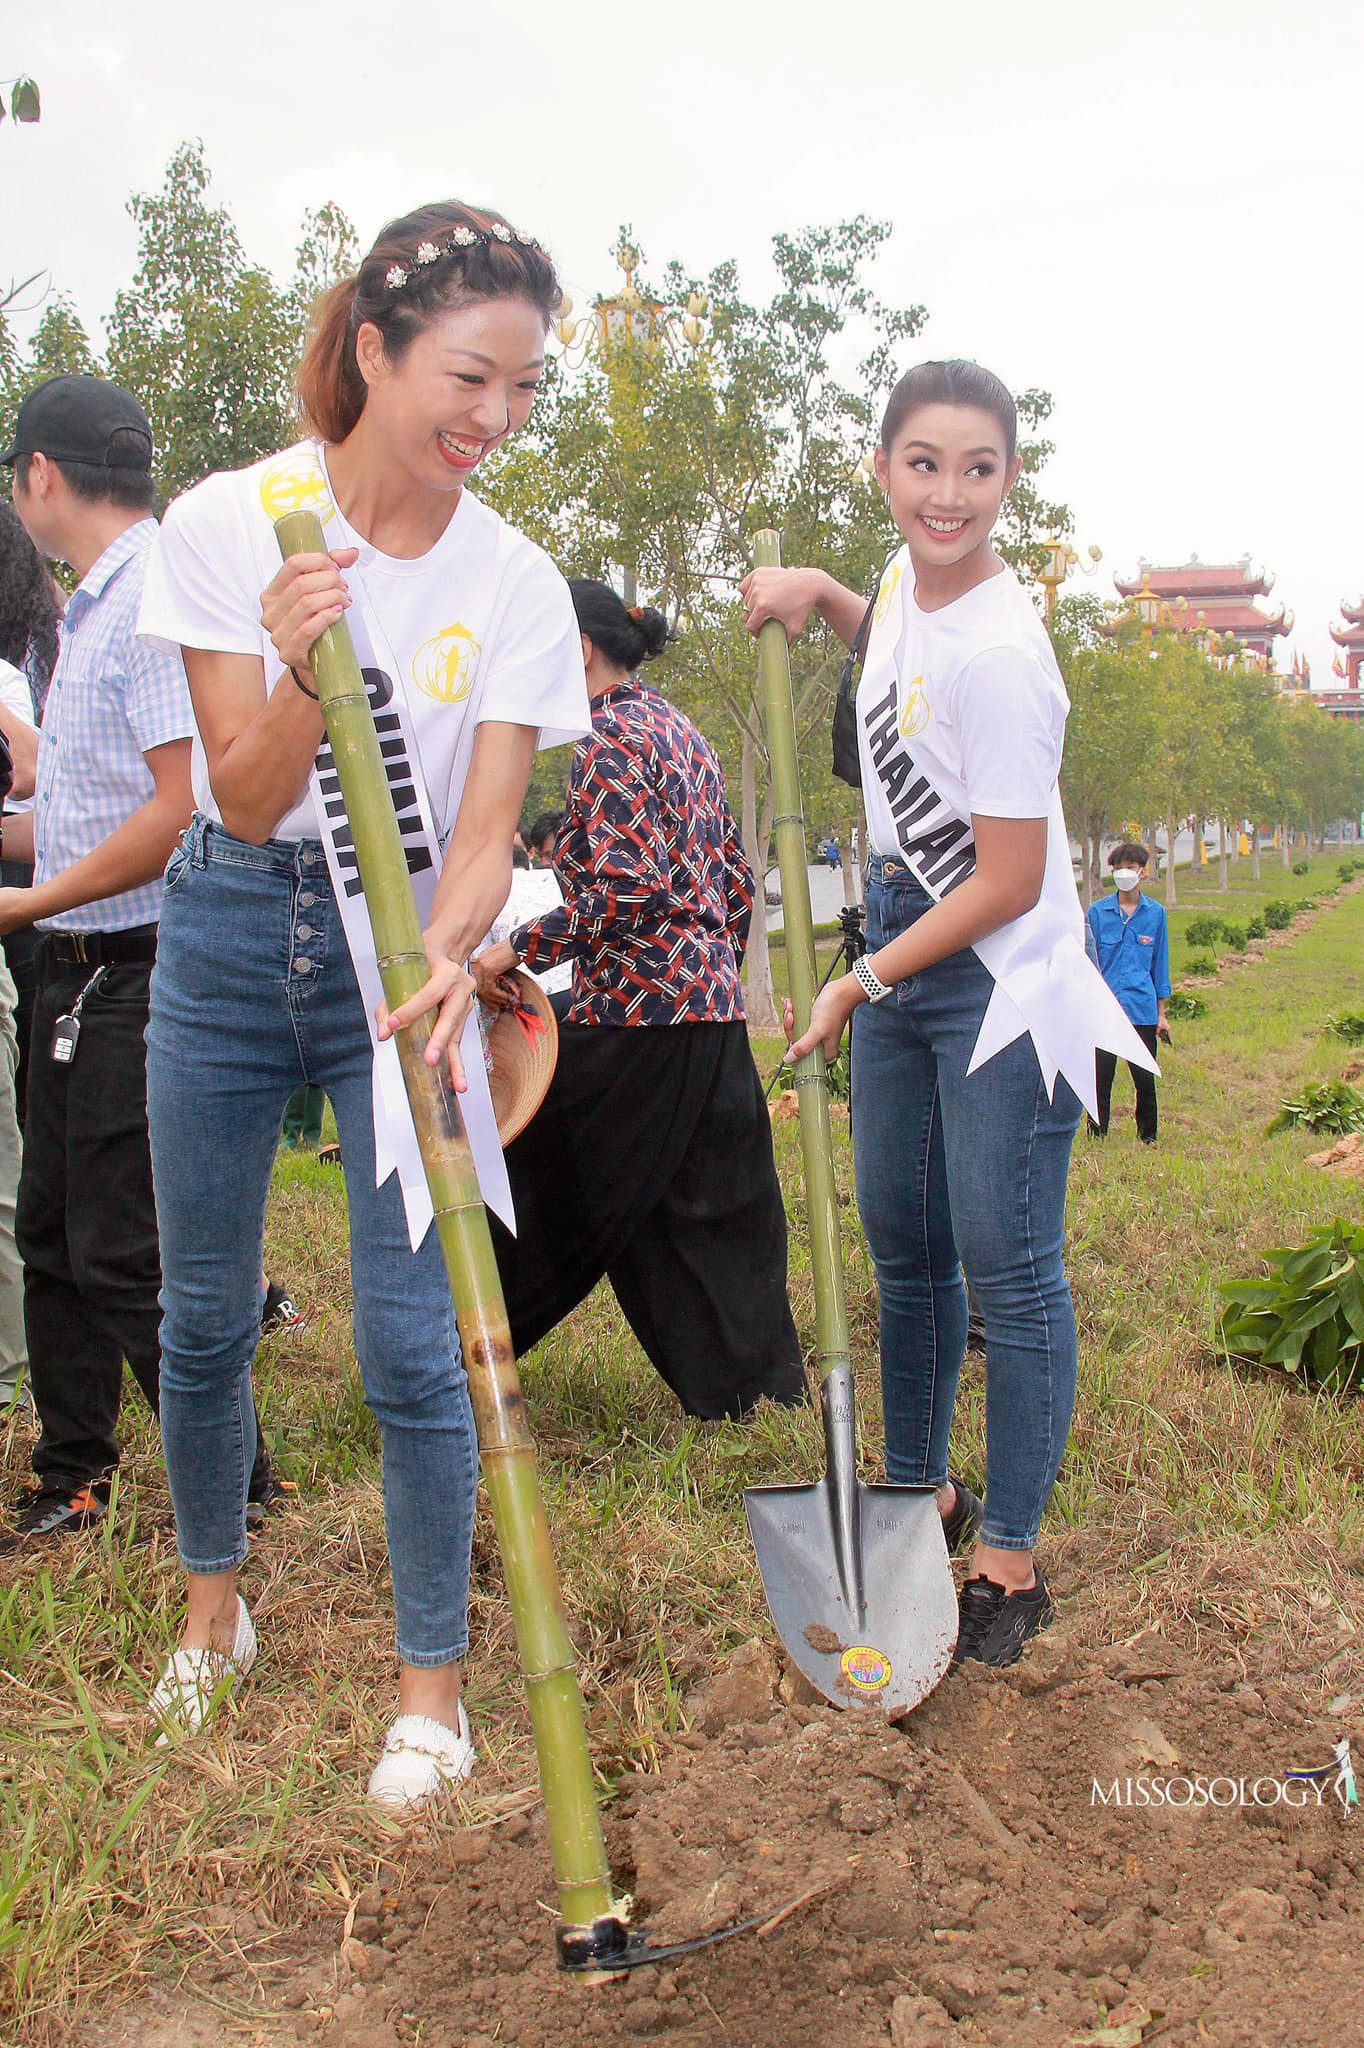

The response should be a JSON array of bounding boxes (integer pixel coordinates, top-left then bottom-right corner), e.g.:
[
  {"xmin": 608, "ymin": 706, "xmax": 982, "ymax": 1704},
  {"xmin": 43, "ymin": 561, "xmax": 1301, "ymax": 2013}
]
[
  {"xmin": 552, "ymin": 241, "xmax": 710, "ymax": 605},
  {"xmin": 1037, "ymin": 533, "xmax": 1103, "ymax": 622}
]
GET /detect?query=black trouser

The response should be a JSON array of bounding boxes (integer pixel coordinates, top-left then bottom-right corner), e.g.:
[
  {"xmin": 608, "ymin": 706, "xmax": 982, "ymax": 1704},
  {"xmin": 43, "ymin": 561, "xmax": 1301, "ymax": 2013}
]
[
  {"xmin": 16, "ymin": 929, "xmax": 270, "ymax": 1495},
  {"xmin": 1093, "ymin": 1022, "xmax": 1160, "ymax": 1143},
  {"xmin": 491, "ymin": 1020, "xmax": 805, "ymax": 1419}
]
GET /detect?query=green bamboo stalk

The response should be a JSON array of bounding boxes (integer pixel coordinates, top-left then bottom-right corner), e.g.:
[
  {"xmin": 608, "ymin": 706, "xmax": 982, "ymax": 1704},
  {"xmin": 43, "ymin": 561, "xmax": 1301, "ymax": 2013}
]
[
  {"xmin": 274, "ymin": 511, "xmax": 619, "ymax": 1960},
  {"xmin": 753, "ymin": 529, "xmax": 851, "ymax": 1389}
]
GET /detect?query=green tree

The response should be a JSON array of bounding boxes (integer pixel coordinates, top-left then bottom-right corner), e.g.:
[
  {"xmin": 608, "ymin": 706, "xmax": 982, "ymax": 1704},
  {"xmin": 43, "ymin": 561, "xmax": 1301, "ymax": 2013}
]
[
  {"xmin": 104, "ymin": 140, "xmax": 299, "ymax": 499},
  {"xmin": 1056, "ymin": 603, "xmax": 1161, "ymax": 906},
  {"xmin": 22, "ymin": 295, "xmax": 96, "ymax": 383}
]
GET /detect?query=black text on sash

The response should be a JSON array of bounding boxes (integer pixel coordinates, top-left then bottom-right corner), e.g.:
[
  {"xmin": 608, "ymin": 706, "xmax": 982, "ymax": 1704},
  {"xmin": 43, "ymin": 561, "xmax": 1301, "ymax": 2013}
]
[
  {"xmin": 316, "ymin": 667, "xmax": 435, "ymax": 898},
  {"xmin": 863, "ymin": 679, "xmax": 977, "ymax": 897}
]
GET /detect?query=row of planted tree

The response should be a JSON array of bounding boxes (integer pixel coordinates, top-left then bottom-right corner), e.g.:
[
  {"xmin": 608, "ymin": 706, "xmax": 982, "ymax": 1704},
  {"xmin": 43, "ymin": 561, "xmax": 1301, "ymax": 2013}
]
[{"xmin": 1053, "ymin": 601, "xmax": 1364, "ymax": 908}]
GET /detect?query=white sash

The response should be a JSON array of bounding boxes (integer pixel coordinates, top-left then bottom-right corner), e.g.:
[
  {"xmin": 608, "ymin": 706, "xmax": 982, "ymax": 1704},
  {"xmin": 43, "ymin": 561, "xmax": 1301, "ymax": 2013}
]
[
  {"xmin": 861, "ymin": 599, "xmax": 1158, "ymax": 1120},
  {"xmin": 285, "ymin": 454, "xmax": 515, "ymax": 1250}
]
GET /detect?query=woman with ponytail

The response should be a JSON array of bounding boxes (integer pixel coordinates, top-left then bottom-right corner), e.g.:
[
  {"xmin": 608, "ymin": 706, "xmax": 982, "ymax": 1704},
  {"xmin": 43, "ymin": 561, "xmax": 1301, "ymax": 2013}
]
[
  {"xmin": 473, "ymin": 579, "xmax": 804, "ymax": 1419},
  {"xmin": 135, "ymin": 201, "xmax": 591, "ymax": 1803}
]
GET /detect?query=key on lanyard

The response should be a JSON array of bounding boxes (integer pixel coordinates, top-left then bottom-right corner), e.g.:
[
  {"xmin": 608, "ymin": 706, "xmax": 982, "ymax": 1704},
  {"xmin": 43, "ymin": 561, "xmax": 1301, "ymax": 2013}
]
[{"xmin": 51, "ymin": 965, "xmax": 109, "ymax": 1065}]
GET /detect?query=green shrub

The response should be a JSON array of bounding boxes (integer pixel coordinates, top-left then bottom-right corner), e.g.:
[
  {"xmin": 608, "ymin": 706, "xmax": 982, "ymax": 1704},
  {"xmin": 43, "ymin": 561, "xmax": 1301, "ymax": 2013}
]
[
  {"xmin": 1327, "ymin": 1012, "xmax": 1364, "ymax": 1044},
  {"xmin": 1245, "ymin": 915, "xmax": 1266, "ymax": 940},
  {"xmin": 1165, "ymin": 991, "xmax": 1207, "ymax": 1020},
  {"xmin": 1217, "ymin": 1219, "xmax": 1364, "ymax": 1393},
  {"xmin": 1300, "ymin": 898, "xmax": 1317, "ymax": 914},
  {"xmin": 1183, "ymin": 915, "xmax": 1226, "ymax": 948},
  {"xmin": 1183, "ymin": 954, "xmax": 1219, "ymax": 976},
  {"xmin": 1220, "ymin": 923, "xmax": 1248, "ymax": 952},
  {"xmin": 826, "ymin": 1046, "xmax": 851, "ymax": 1103},
  {"xmin": 1263, "ymin": 899, "xmax": 1293, "ymax": 930},
  {"xmin": 1293, "ymin": 861, "xmax": 1311, "ymax": 875},
  {"xmin": 1339, "ymin": 863, "xmax": 1356, "ymax": 882},
  {"xmin": 1266, "ymin": 1081, "xmax": 1364, "ymax": 1136}
]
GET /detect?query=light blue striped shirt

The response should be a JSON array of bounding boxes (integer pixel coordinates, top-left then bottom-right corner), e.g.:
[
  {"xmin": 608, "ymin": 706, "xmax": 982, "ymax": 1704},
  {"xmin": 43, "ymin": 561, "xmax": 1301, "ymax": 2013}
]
[{"xmin": 34, "ymin": 519, "xmax": 194, "ymax": 932}]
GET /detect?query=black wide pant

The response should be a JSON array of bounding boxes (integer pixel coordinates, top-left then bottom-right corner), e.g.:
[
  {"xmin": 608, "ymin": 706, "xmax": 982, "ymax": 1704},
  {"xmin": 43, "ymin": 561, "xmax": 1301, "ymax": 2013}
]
[
  {"xmin": 491, "ymin": 1020, "xmax": 805, "ymax": 1418},
  {"xmin": 1093, "ymin": 1021, "xmax": 1160, "ymax": 1143},
  {"xmin": 16, "ymin": 934, "xmax": 270, "ymax": 1495}
]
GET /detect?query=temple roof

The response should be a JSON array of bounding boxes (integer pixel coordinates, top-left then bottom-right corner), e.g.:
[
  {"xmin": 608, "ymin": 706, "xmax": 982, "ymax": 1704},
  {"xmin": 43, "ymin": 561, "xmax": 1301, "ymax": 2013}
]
[
  {"xmin": 1338, "ymin": 599, "xmax": 1364, "ymax": 626},
  {"xmin": 1191, "ymin": 599, "xmax": 1292, "ymax": 638},
  {"xmin": 1330, "ymin": 620, "xmax": 1364, "ymax": 649},
  {"xmin": 1114, "ymin": 554, "xmax": 1274, "ymax": 601}
]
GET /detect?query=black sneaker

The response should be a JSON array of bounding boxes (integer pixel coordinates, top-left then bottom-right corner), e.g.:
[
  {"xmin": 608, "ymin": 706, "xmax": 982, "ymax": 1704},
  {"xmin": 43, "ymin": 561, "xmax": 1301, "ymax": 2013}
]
[
  {"xmin": 940, "ymin": 1477, "xmax": 983, "ymax": 1556},
  {"xmin": 950, "ymin": 1568, "xmax": 1052, "ymax": 1670},
  {"xmin": 260, "ymin": 1282, "xmax": 304, "ymax": 1337},
  {"xmin": 0, "ymin": 1481, "xmax": 109, "ymax": 1553},
  {"xmin": 244, "ymin": 1473, "xmax": 292, "ymax": 1531}
]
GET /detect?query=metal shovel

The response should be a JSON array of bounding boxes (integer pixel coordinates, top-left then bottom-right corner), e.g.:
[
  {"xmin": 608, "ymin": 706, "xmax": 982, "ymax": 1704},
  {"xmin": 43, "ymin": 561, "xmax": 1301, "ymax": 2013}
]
[{"xmin": 743, "ymin": 531, "xmax": 958, "ymax": 1717}]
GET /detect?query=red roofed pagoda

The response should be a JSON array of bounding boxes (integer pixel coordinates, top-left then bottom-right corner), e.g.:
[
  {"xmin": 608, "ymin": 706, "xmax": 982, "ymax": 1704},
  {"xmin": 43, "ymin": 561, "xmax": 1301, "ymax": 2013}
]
[
  {"xmin": 1113, "ymin": 555, "xmax": 1293, "ymax": 671},
  {"xmin": 1325, "ymin": 600, "xmax": 1364, "ymax": 720}
]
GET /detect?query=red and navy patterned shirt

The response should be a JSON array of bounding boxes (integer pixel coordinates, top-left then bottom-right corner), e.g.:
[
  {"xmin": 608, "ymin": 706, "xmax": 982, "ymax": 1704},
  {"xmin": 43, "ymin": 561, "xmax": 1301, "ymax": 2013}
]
[{"xmin": 513, "ymin": 677, "xmax": 753, "ymax": 1026}]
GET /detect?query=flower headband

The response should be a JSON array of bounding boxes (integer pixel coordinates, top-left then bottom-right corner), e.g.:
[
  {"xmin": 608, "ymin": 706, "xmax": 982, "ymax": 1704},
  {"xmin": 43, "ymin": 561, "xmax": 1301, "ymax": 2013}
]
[{"xmin": 384, "ymin": 221, "xmax": 540, "ymax": 293}]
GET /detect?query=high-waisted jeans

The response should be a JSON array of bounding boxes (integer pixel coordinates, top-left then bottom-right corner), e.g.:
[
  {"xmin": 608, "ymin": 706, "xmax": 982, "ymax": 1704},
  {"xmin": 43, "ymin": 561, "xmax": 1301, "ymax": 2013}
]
[
  {"xmin": 146, "ymin": 815, "xmax": 477, "ymax": 1665},
  {"xmin": 850, "ymin": 856, "xmax": 1082, "ymax": 1550}
]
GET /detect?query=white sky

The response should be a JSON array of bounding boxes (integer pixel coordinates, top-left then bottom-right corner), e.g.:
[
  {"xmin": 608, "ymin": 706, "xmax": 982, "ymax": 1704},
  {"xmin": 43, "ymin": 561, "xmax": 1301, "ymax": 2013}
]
[{"xmin": 5, "ymin": 0, "xmax": 1362, "ymax": 684}]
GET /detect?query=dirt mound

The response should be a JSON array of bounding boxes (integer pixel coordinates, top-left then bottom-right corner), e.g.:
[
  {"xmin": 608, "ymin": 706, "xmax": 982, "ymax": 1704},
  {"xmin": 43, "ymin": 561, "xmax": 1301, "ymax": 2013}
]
[
  {"xmin": 99, "ymin": 1599, "xmax": 1361, "ymax": 2048},
  {"xmin": 1307, "ymin": 1133, "xmax": 1364, "ymax": 1182}
]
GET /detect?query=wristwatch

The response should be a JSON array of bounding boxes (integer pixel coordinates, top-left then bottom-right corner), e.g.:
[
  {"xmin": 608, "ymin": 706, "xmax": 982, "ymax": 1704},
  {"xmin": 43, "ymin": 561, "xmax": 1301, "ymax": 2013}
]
[{"xmin": 853, "ymin": 955, "xmax": 893, "ymax": 1004}]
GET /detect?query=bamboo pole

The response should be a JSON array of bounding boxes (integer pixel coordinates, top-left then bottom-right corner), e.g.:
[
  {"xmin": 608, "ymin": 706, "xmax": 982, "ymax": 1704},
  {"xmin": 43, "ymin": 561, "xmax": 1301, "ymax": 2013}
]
[
  {"xmin": 752, "ymin": 529, "xmax": 851, "ymax": 1392},
  {"xmin": 274, "ymin": 512, "xmax": 620, "ymax": 1967}
]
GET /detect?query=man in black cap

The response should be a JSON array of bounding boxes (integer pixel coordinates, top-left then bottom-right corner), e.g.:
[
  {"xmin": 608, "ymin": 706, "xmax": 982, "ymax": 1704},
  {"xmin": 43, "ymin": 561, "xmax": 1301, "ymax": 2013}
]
[{"xmin": 0, "ymin": 375, "xmax": 278, "ymax": 1546}]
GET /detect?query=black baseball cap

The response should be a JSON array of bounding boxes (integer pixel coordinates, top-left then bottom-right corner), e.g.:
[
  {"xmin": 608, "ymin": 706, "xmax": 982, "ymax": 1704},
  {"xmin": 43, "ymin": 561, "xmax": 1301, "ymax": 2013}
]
[{"xmin": 1, "ymin": 373, "xmax": 154, "ymax": 471}]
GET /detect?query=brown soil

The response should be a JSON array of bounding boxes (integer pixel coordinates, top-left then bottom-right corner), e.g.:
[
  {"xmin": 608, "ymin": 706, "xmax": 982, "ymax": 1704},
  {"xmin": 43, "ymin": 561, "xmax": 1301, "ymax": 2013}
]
[
  {"xmin": 1306, "ymin": 1132, "xmax": 1364, "ymax": 1183},
  {"xmin": 79, "ymin": 1542, "xmax": 1364, "ymax": 2048}
]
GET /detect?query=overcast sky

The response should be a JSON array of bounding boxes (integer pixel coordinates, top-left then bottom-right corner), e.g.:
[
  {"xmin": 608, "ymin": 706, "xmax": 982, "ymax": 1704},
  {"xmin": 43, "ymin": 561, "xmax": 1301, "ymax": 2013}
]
[{"xmin": 6, "ymin": 0, "xmax": 1362, "ymax": 685}]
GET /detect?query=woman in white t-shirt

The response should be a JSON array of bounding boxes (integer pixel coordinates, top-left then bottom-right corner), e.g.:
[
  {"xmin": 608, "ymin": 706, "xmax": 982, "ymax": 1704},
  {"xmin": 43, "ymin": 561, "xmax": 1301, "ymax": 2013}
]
[
  {"xmin": 136, "ymin": 200, "xmax": 590, "ymax": 1804},
  {"xmin": 742, "ymin": 359, "xmax": 1150, "ymax": 1673}
]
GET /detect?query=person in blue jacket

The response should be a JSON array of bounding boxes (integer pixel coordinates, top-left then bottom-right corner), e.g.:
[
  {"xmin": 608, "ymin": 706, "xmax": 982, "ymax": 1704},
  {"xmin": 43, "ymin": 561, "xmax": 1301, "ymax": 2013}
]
[{"xmin": 1086, "ymin": 842, "xmax": 1170, "ymax": 1143}]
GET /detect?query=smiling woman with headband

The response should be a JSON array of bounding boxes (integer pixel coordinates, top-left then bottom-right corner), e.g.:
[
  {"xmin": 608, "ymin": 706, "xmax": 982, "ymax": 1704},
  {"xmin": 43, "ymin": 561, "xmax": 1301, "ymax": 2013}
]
[{"xmin": 135, "ymin": 199, "xmax": 591, "ymax": 1805}]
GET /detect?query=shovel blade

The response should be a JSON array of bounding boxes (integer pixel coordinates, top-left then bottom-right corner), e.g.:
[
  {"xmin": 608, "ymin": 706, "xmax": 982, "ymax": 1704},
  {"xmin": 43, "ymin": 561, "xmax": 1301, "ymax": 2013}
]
[{"xmin": 744, "ymin": 1478, "xmax": 957, "ymax": 1717}]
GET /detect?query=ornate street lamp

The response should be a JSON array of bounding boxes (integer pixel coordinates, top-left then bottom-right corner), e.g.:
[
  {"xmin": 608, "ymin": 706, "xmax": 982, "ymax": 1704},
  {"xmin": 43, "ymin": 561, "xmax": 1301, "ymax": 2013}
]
[{"xmin": 1037, "ymin": 533, "xmax": 1103, "ymax": 621}]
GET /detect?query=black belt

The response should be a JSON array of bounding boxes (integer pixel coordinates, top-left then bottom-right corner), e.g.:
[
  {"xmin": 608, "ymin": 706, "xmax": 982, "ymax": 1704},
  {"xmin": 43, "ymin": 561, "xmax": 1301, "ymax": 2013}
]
[{"xmin": 43, "ymin": 925, "xmax": 158, "ymax": 966}]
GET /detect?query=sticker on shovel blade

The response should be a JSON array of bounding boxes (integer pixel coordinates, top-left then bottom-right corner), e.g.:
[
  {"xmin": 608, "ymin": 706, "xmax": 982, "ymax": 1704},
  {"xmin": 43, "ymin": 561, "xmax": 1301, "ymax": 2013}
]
[{"xmin": 840, "ymin": 1645, "xmax": 892, "ymax": 1695}]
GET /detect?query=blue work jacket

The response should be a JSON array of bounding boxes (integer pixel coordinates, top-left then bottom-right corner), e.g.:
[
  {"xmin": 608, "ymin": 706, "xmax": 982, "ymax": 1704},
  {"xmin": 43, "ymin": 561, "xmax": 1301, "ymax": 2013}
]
[{"xmin": 1086, "ymin": 891, "xmax": 1170, "ymax": 1027}]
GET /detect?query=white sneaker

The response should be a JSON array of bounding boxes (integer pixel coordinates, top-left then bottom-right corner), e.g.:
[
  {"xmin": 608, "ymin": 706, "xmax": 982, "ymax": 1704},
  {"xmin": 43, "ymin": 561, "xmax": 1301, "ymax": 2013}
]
[
  {"xmin": 149, "ymin": 1596, "xmax": 257, "ymax": 1742},
  {"xmin": 367, "ymin": 1705, "xmax": 476, "ymax": 1808}
]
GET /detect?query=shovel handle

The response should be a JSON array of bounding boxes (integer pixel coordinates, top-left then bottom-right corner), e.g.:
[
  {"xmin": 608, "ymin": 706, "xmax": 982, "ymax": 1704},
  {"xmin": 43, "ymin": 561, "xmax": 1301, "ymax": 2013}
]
[{"xmin": 753, "ymin": 530, "xmax": 851, "ymax": 1389}]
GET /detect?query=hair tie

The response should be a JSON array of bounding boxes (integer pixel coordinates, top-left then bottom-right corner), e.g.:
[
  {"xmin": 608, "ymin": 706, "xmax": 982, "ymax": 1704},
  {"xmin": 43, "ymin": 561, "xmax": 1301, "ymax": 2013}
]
[{"xmin": 629, "ymin": 605, "xmax": 643, "ymax": 620}]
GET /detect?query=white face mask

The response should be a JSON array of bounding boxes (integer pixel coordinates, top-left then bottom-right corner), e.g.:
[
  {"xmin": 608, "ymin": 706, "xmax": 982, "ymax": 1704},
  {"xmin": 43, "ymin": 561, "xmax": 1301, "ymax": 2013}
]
[{"xmin": 1111, "ymin": 868, "xmax": 1141, "ymax": 891}]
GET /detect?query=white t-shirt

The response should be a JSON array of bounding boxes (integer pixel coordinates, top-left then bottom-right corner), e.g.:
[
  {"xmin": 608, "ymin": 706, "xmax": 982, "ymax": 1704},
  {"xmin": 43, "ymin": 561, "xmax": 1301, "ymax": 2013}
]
[
  {"xmin": 0, "ymin": 658, "xmax": 35, "ymax": 727},
  {"xmin": 137, "ymin": 440, "xmax": 590, "ymax": 842},
  {"xmin": 485, "ymin": 865, "xmax": 573, "ymax": 996},
  {"xmin": 854, "ymin": 550, "xmax": 1158, "ymax": 1112},
  {"xmin": 857, "ymin": 551, "xmax": 1082, "ymax": 941}
]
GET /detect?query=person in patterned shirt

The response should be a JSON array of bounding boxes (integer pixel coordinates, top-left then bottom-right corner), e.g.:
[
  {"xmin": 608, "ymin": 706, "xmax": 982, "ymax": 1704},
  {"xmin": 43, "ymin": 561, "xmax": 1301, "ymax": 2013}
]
[{"xmin": 474, "ymin": 579, "xmax": 804, "ymax": 1417}]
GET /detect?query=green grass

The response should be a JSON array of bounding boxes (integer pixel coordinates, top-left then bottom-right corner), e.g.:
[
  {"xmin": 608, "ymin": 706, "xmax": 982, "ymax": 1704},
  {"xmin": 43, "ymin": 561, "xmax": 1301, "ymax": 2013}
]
[{"xmin": 1, "ymin": 872, "xmax": 1363, "ymax": 2038}]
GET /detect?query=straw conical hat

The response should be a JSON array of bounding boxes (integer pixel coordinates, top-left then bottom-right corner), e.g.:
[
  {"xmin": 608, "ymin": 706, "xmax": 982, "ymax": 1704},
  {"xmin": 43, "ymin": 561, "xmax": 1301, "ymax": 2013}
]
[{"xmin": 483, "ymin": 969, "xmax": 559, "ymax": 1145}]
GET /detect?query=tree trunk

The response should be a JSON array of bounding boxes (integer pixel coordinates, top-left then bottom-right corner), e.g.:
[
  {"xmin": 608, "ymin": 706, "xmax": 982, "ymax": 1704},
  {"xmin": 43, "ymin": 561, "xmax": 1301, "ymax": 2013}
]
[
  {"xmin": 740, "ymin": 728, "xmax": 779, "ymax": 1030},
  {"xmin": 1087, "ymin": 817, "xmax": 1104, "ymax": 905},
  {"xmin": 1281, "ymin": 823, "xmax": 1291, "ymax": 869},
  {"xmin": 1164, "ymin": 812, "xmax": 1179, "ymax": 906},
  {"xmin": 1218, "ymin": 818, "xmax": 1229, "ymax": 891},
  {"xmin": 1251, "ymin": 827, "xmax": 1261, "ymax": 880},
  {"xmin": 839, "ymin": 842, "xmax": 857, "ymax": 908}
]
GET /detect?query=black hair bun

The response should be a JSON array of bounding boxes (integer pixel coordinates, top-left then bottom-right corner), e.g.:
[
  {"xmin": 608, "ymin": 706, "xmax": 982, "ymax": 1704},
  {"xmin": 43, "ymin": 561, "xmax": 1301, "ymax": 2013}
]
[{"xmin": 634, "ymin": 606, "xmax": 670, "ymax": 661}]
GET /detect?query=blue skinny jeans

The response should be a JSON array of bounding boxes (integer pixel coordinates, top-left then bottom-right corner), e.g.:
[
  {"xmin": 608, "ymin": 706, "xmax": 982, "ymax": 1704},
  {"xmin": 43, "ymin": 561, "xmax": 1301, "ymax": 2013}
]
[
  {"xmin": 146, "ymin": 816, "xmax": 477, "ymax": 1666},
  {"xmin": 850, "ymin": 856, "xmax": 1082, "ymax": 1550}
]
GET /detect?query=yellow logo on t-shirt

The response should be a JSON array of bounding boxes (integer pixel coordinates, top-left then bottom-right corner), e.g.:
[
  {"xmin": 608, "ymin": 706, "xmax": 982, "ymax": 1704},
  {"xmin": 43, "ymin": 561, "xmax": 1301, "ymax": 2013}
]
[
  {"xmin": 898, "ymin": 676, "xmax": 930, "ymax": 739},
  {"xmin": 875, "ymin": 557, "xmax": 904, "ymax": 626},
  {"xmin": 259, "ymin": 450, "xmax": 336, "ymax": 524},
  {"xmin": 411, "ymin": 623, "xmax": 480, "ymax": 704}
]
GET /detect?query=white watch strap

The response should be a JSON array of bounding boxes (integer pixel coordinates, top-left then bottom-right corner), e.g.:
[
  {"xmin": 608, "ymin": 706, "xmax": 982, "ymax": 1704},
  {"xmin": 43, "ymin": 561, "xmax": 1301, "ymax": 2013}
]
[{"xmin": 854, "ymin": 955, "xmax": 892, "ymax": 1004}]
